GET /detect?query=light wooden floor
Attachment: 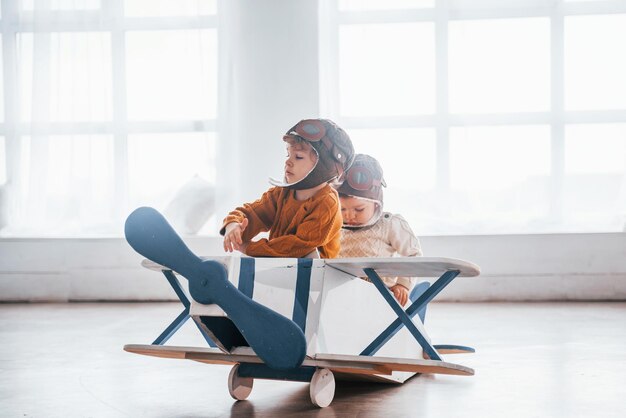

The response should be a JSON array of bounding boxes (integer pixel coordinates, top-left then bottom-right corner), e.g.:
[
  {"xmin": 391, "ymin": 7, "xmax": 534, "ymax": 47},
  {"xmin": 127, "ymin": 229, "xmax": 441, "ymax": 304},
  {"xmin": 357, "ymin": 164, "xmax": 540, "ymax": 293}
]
[{"xmin": 1, "ymin": 302, "xmax": 625, "ymax": 418}]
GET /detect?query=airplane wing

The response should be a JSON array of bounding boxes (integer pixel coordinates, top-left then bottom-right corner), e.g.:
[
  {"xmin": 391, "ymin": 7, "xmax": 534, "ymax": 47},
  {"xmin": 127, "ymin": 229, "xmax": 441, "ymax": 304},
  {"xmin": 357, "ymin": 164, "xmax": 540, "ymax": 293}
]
[
  {"xmin": 141, "ymin": 256, "xmax": 231, "ymax": 273},
  {"xmin": 142, "ymin": 256, "xmax": 480, "ymax": 278},
  {"xmin": 325, "ymin": 257, "xmax": 480, "ymax": 278},
  {"xmin": 124, "ymin": 344, "xmax": 473, "ymax": 377}
]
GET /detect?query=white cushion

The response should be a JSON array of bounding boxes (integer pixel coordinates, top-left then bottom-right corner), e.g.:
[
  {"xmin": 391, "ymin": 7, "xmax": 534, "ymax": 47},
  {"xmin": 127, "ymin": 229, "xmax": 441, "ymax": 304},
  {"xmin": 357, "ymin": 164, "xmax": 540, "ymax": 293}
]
[{"xmin": 163, "ymin": 175, "xmax": 215, "ymax": 235}]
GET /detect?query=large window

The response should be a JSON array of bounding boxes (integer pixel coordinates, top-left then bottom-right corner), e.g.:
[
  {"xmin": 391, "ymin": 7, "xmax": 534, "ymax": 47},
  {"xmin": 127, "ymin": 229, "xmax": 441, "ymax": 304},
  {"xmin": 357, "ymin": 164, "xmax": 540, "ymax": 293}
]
[
  {"xmin": 0, "ymin": 0, "xmax": 218, "ymax": 236},
  {"xmin": 322, "ymin": 0, "xmax": 626, "ymax": 234}
]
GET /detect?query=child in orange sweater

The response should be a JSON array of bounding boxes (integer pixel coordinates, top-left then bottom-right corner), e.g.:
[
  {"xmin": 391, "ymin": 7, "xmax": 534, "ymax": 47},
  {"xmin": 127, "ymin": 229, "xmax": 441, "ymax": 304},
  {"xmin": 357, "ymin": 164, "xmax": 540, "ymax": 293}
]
[{"xmin": 221, "ymin": 119, "xmax": 355, "ymax": 258}]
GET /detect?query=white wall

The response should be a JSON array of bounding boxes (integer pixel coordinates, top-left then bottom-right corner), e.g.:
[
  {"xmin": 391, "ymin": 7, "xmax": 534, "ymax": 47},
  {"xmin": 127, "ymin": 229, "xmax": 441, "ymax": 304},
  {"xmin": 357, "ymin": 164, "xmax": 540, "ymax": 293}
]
[
  {"xmin": 424, "ymin": 233, "xmax": 626, "ymax": 301},
  {"xmin": 216, "ymin": 0, "xmax": 321, "ymax": 212},
  {"xmin": 1, "ymin": 233, "xmax": 624, "ymax": 302}
]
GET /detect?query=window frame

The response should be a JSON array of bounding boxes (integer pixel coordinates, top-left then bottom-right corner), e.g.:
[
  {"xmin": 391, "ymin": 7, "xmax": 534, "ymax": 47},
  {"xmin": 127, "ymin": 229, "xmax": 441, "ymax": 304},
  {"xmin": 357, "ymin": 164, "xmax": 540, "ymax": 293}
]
[
  {"xmin": 0, "ymin": 0, "xmax": 218, "ymax": 229},
  {"xmin": 321, "ymin": 0, "xmax": 626, "ymax": 233}
]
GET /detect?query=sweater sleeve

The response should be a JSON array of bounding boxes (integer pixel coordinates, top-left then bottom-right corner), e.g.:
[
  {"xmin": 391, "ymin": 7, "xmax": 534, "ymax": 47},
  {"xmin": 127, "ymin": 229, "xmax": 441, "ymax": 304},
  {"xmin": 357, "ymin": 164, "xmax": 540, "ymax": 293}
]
[
  {"xmin": 220, "ymin": 188, "xmax": 280, "ymax": 241},
  {"xmin": 388, "ymin": 214, "xmax": 422, "ymax": 257},
  {"xmin": 245, "ymin": 195, "xmax": 342, "ymax": 258},
  {"xmin": 388, "ymin": 214, "xmax": 422, "ymax": 290}
]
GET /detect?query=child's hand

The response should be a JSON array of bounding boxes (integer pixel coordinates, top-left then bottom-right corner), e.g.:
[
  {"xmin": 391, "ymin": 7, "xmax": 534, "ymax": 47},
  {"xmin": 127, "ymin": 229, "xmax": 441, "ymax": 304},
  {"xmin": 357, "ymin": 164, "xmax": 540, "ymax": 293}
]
[
  {"xmin": 390, "ymin": 284, "xmax": 409, "ymax": 306},
  {"xmin": 223, "ymin": 219, "xmax": 249, "ymax": 253}
]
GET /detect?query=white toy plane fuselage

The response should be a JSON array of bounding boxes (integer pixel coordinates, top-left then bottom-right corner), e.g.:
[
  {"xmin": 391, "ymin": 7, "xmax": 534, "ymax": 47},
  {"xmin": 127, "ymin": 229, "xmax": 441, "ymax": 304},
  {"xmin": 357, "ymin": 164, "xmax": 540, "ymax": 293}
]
[
  {"xmin": 126, "ymin": 256, "xmax": 479, "ymax": 406},
  {"xmin": 123, "ymin": 207, "xmax": 481, "ymax": 407}
]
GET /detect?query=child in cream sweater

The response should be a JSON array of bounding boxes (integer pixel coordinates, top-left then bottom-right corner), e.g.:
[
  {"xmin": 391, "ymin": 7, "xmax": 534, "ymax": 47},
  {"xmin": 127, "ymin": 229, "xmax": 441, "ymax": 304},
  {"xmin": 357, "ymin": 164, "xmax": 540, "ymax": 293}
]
[{"xmin": 337, "ymin": 154, "xmax": 426, "ymax": 307}]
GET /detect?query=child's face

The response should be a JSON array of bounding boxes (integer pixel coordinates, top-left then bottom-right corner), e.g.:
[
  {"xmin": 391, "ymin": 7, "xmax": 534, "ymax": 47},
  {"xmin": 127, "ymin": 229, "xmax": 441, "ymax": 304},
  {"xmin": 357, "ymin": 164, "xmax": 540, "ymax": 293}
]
[
  {"xmin": 339, "ymin": 196, "xmax": 377, "ymax": 226},
  {"xmin": 284, "ymin": 142, "xmax": 318, "ymax": 184}
]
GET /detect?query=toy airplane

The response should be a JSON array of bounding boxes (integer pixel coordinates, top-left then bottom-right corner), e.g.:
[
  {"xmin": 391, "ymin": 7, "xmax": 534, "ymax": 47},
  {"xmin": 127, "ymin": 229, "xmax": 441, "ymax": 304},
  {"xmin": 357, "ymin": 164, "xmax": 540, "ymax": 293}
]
[{"xmin": 124, "ymin": 207, "xmax": 480, "ymax": 407}]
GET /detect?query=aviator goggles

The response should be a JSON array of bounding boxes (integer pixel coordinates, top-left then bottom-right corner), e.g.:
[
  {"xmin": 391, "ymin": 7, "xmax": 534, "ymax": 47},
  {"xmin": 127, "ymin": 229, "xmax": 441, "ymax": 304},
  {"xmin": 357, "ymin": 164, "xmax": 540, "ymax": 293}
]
[
  {"xmin": 292, "ymin": 119, "xmax": 326, "ymax": 141},
  {"xmin": 346, "ymin": 165, "xmax": 386, "ymax": 191}
]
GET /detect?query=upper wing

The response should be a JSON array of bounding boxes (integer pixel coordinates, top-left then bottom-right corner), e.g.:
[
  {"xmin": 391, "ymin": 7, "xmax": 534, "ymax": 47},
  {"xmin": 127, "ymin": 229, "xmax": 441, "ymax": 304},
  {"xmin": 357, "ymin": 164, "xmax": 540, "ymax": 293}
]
[
  {"xmin": 325, "ymin": 257, "xmax": 480, "ymax": 278},
  {"xmin": 142, "ymin": 256, "xmax": 480, "ymax": 278}
]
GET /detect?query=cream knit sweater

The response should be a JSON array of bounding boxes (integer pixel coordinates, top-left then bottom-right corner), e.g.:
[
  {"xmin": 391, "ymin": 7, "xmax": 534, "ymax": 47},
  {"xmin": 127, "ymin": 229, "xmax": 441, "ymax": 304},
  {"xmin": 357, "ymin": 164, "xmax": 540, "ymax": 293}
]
[{"xmin": 339, "ymin": 212, "xmax": 422, "ymax": 290}]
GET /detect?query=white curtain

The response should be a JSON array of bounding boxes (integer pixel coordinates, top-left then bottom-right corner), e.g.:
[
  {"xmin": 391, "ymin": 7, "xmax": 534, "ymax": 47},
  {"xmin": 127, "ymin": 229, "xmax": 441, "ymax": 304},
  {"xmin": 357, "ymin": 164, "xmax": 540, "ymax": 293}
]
[{"xmin": 3, "ymin": 0, "xmax": 219, "ymax": 237}]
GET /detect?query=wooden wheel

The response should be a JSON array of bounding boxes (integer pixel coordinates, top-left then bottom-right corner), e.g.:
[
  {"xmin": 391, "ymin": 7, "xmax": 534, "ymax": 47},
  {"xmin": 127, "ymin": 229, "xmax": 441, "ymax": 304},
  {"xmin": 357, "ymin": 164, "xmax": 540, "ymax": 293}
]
[
  {"xmin": 228, "ymin": 364, "xmax": 253, "ymax": 400},
  {"xmin": 309, "ymin": 368, "xmax": 335, "ymax": 408}
]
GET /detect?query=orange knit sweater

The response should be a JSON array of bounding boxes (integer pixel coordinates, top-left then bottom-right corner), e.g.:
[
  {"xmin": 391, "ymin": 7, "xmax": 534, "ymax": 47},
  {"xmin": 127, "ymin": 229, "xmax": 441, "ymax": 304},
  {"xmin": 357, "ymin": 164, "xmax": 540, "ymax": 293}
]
[{"xmin": 220, "ymin": 184, "xmax": 342, "ymax": 258}]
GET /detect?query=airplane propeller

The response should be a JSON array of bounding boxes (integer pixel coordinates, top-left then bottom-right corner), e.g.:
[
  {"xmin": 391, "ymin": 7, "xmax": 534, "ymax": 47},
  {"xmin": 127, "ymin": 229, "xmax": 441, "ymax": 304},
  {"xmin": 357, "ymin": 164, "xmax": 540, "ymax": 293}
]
[{"xmin": 124, "ymin": 206, "xmax": 307, "ymax": 371}]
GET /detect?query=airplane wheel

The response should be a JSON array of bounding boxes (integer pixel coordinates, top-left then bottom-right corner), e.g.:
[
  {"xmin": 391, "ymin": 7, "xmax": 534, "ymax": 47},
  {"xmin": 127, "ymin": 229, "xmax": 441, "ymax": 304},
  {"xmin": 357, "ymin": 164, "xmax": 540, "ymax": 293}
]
[
  {"xmin": 309, "ymin": 368, "xmax": 335, "ymax": 408},
  {"xmin": 228, "ymin": 364, "xmax": 253, "ymax": 400}
]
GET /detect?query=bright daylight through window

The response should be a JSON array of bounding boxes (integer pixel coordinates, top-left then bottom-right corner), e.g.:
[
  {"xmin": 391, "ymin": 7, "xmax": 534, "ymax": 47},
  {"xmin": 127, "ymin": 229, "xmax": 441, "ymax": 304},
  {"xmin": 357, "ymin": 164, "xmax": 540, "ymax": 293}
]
[
  {"xmin": 0, "ymin": 0, "xmax": 218, "ymax": 236},
  {"xmin": 323, "ymin": 0, "xmax": 626, "ymax": 235},
  {"xmin": 1, "ymin": 0, "xmax": 625, "ymax": 237}
]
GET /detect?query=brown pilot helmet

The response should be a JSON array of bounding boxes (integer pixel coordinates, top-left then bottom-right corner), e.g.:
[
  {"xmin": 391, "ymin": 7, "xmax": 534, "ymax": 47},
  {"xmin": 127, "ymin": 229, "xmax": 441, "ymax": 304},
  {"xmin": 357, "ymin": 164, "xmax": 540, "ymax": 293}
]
[
  {"xmin": 336, "ymin": 153, "xmax": 386, "ymax": 205},
  {"xmin": 271, "ymin": 119, "xmax": 355, "ymax": 190}
]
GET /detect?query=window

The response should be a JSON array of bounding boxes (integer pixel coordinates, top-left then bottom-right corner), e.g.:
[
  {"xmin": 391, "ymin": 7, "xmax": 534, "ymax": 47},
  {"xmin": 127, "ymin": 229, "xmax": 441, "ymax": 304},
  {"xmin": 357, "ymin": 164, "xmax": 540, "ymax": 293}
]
[
  {"xmin": 339, "ymin": 22, "xmax": 436, "ymax": 116},
  {"xmin": 448, "ymin": 18, "xmax": 550, "ymax": 114},
  {"xmin": 125, "ymin": 30, "xmax": 217, "ymax": 121},
  {"xmin": 564, "ymin": 14, "xmax": 626, "ymax": 111},
  {"xmin": 0, "ymin": 1, "xmax": 218, "ymax": 236},
  {"xmin": 564, "ymin": 124, "xmax": 626, "ymax": 230},
  {"xmin": 0, "ymin": 138, "xmax": 6, "ymax": 186},
  {"xmin": 321, "ymin": 0, "xmax": 626, "ymax": 234}
]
